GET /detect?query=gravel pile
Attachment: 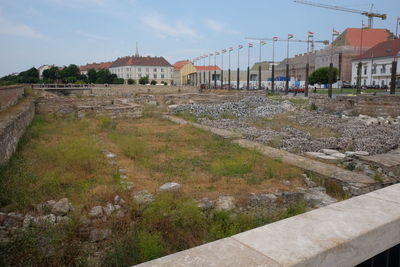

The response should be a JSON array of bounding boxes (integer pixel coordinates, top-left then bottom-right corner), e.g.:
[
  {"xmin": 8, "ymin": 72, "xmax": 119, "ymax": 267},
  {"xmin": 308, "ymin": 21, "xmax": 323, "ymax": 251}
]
[{"xmin": 172, "ymin": 96, "xmax": 288, "ymax": 118}]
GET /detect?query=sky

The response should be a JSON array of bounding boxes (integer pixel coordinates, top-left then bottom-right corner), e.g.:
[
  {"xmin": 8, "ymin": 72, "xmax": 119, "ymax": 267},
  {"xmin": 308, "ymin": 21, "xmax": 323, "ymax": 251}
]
[{"xmin": 0, "ymin": 0, "xmax": 399, "ymax": 76}]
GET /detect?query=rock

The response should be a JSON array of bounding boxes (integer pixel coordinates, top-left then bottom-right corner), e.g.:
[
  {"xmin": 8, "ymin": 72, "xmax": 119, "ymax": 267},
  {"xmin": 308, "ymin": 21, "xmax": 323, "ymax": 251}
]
[
  {"xmin": 118, "ymin": 168, "xmax": 127, "ymax": 174},
  {"xmin": 114, "ymin": 195, "xmax": 126, "ymax": 206},
  {"xmin": 23, "ymin": 215, "xmax": 35, "ymax": 228},
  {"xmin": 345, "ymin": 151, "xmax": 356, "ymax": 157},
  {"xmin": 103, "ymin": 203, "xmax": 115, "ymax": 217},
  {"xmin": 4, "ymin": 213, "xmax": 24, "ymax": 228},
  {"xmin": 35, "ymin": 214, "xmax": 56, "ymax": 225},
  {"xmin": 331, "ymin": 152, "xmax": 346, "ymax": 159},
  {"xmin": 321, "ymin": 149, "xmax": 340, "ymax": 155},
  {"xmin": 88, "ymin": 206, "xmax": 104, "ymax": 219},
  {"xmin": 89, "ymin": 228, "xmax": 112, "ymax": 242},
  {"xmin": 159, "ymin": 182, "xmax": 181, "ymax": 193},
  {"xmin": 36, "ymin": 200, "xmax": 56, "ymax": 215},
  {"xmin": 354, "ymin": 151, "xmax": 369, "ymax": 156},
  {"xmin": 121, "ymin": 181, "xmax": 134, "ymax": 191},
  {"xmin": 304, "ymin": 188, "xmax": 337, "ymax": 208},
  {"xmin": 284, "ymin": 180, "xmax": 291, "ymax": 185},
  {"xmin": 148, "ymin": 100, "xmax": 158, "ymax": 106},
  {"xmin": 302, "ymin": 174, "xmax": 317, "ymax": 187},
  {"xmin": 114, "ymin": 205, "xmax": 121, "ymax": 210},
  {"xmin": 215, "ymin": 196, "xmax": 235, "ymax": 210},
  {"xmin": 197, "ymin": 198, "xmax": 215, "ymax": 210},
  {"xmin": 51, "ymin": 198, "xmax": 73, "ymax": 216},
  {"xmin": 105, "ymin": 152, "xmax": 116, "ymax": 159},
  {"xmin": 132, "ymin": 190, "xmax": 155, "ymax": 204},
  {"xmin": 0, "ymin": 212, "xmax": 6, "ymax": 226},
  {"xmin": 248, "ymin": 193, "xmax": 278, "ymax": 209}
]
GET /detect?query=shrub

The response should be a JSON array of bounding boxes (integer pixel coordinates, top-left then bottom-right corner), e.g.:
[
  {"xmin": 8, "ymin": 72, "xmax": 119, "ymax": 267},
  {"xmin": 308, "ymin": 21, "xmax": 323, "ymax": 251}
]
[
  {"xmin": 128, "ymin": 79, "xmax": 136, "ymax": 85},
  {"xmin": 310, "ymin": 103, "xmax": 318, "ymax": 111},
  {"xmin": 150, "ymin": 80, "xmax": 157, "ymax": 85},
  {"xmin": 98, "ymin": 116, "xmax": 117, "ymax": 130},
  {"xmin": 139, "ymin": 76, "xmax": 149, "ymax": 85}
]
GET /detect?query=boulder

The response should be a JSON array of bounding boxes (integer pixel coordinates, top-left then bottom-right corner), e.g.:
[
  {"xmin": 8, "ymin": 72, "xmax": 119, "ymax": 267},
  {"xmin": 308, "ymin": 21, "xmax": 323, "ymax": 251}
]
[
  {"xmin": 34, "ymin": 214, "xmax": 56, "ymax": 225},
  {"xmin": 89, "ymin": 228, "xmax": 112, "ymax": 242},
  {"xmin": 4, "ymin": 213, "xmax": 24, "ymax": 228},
  {"xmin": 132, "ymin": 190, "xmax": 155, "ymax": 205},
  {"xmin": 23, "ymin": 215, "xmax": 35, "ymax": 228},
  {"xmin": 36, "ymin": 200, "xmax": 56, "ymax": 215},
  {"xmin": 114, "ymin": 195, "xmax": 126, "ymax": 206},
  {"xmin": 51, "ymin": 198, "xmax": 73, "ymax": 216},
  {"xmin": 354, "ymin": 151, "xmax": 369, "ymax": 156},
  {"xmin": 159, "ymin": 182, "xmax": 181, "ymax": 193},
  {"xmin": 215, "ymin": 196, "xmax": 235, "ymax": 210},
  {"xmin": 88, "ymin": 206, "xmax": 104, "ymax": 219},
  {"xmin": 316, "ymin": 154, "xmax": 338, "ymax": 162},
  {"xmin": 247, "ymin": 193, "xmax": 277, "ymax": 209},
  {"xmin": 103, "ymin": 203, "xmax": 115, "ymax": 217},
  {"xmin": 331, "ymin": 152, "xmax": 346, "ymax": 159},
  {"xmin": 197, "ymin": 198, "xmax": 215, "ymax": 210},
  {"xmin": 305, "ymin": 152, "xmax": 326, "ymax": 158},
  {"xmin": 56, "ymin": 216, "xmax": 71, "ymax": 224},
  {"xmin": 304, "ymin": 188, "xmax": 337, "ymax": 208}
]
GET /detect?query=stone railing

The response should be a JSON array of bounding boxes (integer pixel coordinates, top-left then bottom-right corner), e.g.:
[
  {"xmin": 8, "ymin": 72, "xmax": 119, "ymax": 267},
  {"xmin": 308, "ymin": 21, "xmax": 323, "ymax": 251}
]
[
  {"xmin": 137, "ymin": 183, "xmax": 400, "ymax": 266},
  {"xmin": 0, "ymin": 85, "xmax": 25, "ymax": 112}
]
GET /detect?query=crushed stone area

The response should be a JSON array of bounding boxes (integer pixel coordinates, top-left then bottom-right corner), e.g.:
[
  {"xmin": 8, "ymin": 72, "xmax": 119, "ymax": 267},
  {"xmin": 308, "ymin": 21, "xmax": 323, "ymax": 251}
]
[{"xmin": 171, "ymin": 96, "xmax": 400, "ymax": 156}]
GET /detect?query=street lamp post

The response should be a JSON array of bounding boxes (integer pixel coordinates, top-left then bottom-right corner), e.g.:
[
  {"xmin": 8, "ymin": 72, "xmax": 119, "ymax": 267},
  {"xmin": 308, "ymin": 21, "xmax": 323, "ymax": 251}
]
[
  {"xmin": 238, "ymin": 45, "xmax": 243, "ymax": 90},
  {"xmin": 390, "ymin": 17, "xmax": 399, "ymax": 94},
  {"xmin": 357, "ymin": 21, "xmax": 365, "ymax": 95},
  {"xmin": 208, "ymin": 53, "xmax": 212, "ymax": 89},
  {"xmin": 214, "ymin": 52, "xmax": 218, "ymax": 89},
  {"xmin": 259, "ymin": 41, "xmax": 266, "ymax": 90},
  {"xmin": 228, "ymin": 47, "xmax": 233, "ymax": 90},
  {"xmin": 272, "ymin": 37, "xmax": 277, "ymax": 93},
  {"xmin": 305, "ymin": 32, "xmax": 313, "ymax": 97},
  {"xmin": 286, "ymin": 34, "xmax": 294, "ymax": 94},
  {"xmin": 247, "ymin": 43, "xmax": 253, "ymax": 90},
  {"xmin": 221, "ymin": 49, "xmax": 226, "ymax": 89}
]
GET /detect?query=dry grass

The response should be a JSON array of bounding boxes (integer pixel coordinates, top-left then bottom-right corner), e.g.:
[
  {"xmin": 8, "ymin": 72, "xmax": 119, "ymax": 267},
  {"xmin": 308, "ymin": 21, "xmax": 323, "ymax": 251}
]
[{"xmin": 252, "ymin": 112, "xmax": 339, "ymax": 138}]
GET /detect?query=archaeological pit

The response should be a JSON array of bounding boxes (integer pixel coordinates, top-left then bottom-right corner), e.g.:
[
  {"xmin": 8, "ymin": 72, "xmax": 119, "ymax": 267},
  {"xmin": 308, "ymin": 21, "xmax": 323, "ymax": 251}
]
[{"xmin": 0, "ymin": 85, "xmax": 399, "ymax": 266}]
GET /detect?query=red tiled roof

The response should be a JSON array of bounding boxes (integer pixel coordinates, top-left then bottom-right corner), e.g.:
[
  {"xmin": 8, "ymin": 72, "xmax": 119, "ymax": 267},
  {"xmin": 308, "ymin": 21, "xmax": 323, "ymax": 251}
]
[
  {"xmin": 174, "ymin": 60, "xmax": 189, "ymax": 71},
  {"xmin": 195, "ymin": 65, "xmax": 221, "ymax": 71},
  {"xmin": 110, "ymin": 56, "xmax": 172, "ymax": 68},
  {"xmin": 344, "ymin": 28, "xmax": 390, "ymax": 48},
  {"xmin": 80, "ymin": 61, "xmax": 113, "ymax": 71},
  {"xmin": 357, "ymin": 39, "xmax": 400, "ymax": 60}
]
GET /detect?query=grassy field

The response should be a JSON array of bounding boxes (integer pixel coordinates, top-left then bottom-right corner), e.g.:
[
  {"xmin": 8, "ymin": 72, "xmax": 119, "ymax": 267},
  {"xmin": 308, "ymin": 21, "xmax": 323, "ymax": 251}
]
[
  {"xmin": 314, "ymin": 88, "xmax": 387, "ymax": 95},
  {"xmin": 0, "ymin": 110, "xmax": 308, "ymax": 266}
]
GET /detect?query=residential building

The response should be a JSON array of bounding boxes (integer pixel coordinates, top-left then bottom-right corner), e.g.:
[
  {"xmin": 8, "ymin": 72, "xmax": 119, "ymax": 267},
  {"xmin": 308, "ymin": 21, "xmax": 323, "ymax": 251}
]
[
  {"xmin": 80, "ymin": 61, "xmax": 113, "ymax": 75},
  {"xmin": 276, "ymin": 28, "xmax": 392, "ymax": 85},
  {"xmin": 351, "ymin": 39, "xmax": 400, "ymax": 88},
  {"xmin": 109, "ymin": 56, "xmax": 173, "ymax": 84},
  {"xmin": 37, "ymin": 64, "xmax": 52, "ymax": 79}
]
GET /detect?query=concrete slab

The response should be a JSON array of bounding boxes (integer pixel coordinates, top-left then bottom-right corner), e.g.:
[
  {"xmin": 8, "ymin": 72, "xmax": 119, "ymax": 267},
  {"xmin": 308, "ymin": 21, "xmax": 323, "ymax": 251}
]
[
  {"xmin": 135, "ymin": 237, "xmax": 281, "ymax": 267},
  {"xmin": 232, "ymin": 193, "xmax": 400, "ymax": 267}
]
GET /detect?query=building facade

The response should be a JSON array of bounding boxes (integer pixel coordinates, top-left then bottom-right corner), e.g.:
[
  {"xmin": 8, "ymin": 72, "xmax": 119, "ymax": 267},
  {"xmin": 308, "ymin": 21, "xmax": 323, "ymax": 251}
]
[
  {"xmin": 80, "ymin": 62, "xmax": 113, "ymax": 76},
  {"xmin": 109, "ymin": 56, "xmax": 173, "ymax": 84},
  {"xmin": 351, "ymin": 39, "xmax": 400, "ymax": 88}
]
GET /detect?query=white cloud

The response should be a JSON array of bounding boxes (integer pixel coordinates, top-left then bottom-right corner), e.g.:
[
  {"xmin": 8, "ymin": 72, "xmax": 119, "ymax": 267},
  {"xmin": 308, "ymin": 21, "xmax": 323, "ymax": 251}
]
[
  {"xmin": 46, "ymin": 0, "xmax": 107, "ymax": 8},
  {"xmin": 0, "ymin": 16, "xmax": 44, "ymax": 39},
  {"xmin": 141, "ymin": 12, "xmax": 198, "ymax": 38},
  {"xmin": 205, "ymin": 19, "xmax": 240, "ymax": 35},
  {"xmin": 75, "ymin": 30, "xmax": 109, "ymax": 41}
]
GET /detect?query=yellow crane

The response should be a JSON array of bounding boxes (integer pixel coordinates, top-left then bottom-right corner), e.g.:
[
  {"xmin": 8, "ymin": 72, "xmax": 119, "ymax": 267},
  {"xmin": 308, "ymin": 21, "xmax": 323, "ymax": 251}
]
[{"xmin": 294, "ymin": 0, "xmax": 387, "ymax": 28}]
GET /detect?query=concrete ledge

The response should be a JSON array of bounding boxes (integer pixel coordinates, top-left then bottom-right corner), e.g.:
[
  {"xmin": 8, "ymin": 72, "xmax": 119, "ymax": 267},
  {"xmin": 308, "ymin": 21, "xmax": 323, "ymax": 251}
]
[{"xmin": 136, "ymin": 183, "xmax": 400, "ymax": 267}]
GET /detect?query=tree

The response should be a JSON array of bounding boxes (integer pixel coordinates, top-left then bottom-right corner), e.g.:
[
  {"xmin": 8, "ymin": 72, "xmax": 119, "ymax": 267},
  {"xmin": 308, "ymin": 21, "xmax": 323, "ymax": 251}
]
[
  {"xmin": 87, "ymin": 69, "xmax": 97, "ymax": 83},
  {"xmin": 42, "ymin": 66, "xmax": 59, "ymax": 81},
  {"xmin": 62, "ymin": 64, "xmax": 80, "ymax": 78},
  {"xmin": 139, "ymin": 75, "xmax": 149, "ymax": 85},
  {"xmin": 308, "ymin": 67, "xmax": 338, "ymax": 85},
  {"xmin": 150, "ymin": 80, "xmax": 157, "ymax": 85}
]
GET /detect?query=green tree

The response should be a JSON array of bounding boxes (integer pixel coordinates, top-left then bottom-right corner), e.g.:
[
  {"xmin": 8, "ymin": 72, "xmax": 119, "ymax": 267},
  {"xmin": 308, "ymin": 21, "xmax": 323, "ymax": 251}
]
[
  {"xmin": 139, "ymin": 75, "xmax": 149, "ymax": 85},
  {"xmin": 42, "ymin": 66, "xmax": 59, "ymax": 81},
  {"xmin": 87, "ymin": 69, "xmax": 97, "ymax": 83},
  {"xmin": 150, "ymin": 80, "xmax": 157, "ymax": 85},
  {"xmin": 127, "ymin": 78, "xmax": 135, "ymax": 85},
  {"xmin": 308, "ymin": 67, "xmax": 338, "ymax": 85},
  {"xmin": 62, "ymin": 64, "xmax": 80, "ymax": 78}
]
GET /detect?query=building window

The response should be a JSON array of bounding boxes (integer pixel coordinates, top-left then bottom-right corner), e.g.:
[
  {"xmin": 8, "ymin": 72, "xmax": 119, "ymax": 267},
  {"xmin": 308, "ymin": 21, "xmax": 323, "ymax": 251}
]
[
  {"xmin": 363, "ymin": 79, "xmax": 366, "ymax": 86},
  {"xmin": 381, "ymin": 65, "xmax": 386, "ymax": 74},
  {"xmin": 154, "ymin": 68, "xmax": 157, "ymax": 72},
  {"xmin": 138, "ymin": 68, "xmax": 141, "ymax": 72},
  {"xmin": 372, "ymin": 80, "xmax": 376, "ymax": 86},
  {"xmin": 161, "ymin": 68, "xmax": 164, "ymax": 72},
  {"xmin": 126, "ymin": 68, "xmax": 129, "ymax": 72},
  {"xmin": 153, "ymin": 74, "xmax": 157, "ymax": 79},
  {"xmin": 161, "ymin": 74, "xmax": 165, "ymax": 78},
  {"xmin": 372, "ymin": 64, "xmax": 377, "ymax": 74},
  {"xmin": 381, "ymin": 80, "xmax": 385, "ymax": 86},
  {"xmin": 363, "ymin": 66, "xmax": 367, "ymax": 75}
]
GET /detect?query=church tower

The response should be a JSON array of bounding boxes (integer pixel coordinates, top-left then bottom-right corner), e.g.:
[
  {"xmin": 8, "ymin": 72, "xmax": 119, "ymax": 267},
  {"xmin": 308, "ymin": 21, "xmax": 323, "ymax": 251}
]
[{"xmin": 135, "ymin": 42, "xmax": 140, "ymax": 57}]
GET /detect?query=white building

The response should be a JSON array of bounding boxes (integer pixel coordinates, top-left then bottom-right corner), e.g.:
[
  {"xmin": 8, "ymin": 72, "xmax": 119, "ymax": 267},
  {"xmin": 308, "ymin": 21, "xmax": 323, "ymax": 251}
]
[
  {"xmin": 109, "ymin": 56, "xmax": 173, "ymax": 84},
  {"xmin": 351, "ymin": 39, "xmax": 400, "ymax": 88},
  {"xmin": 37, "ymin": 65, "xmax": 52, "ymax": 79}
]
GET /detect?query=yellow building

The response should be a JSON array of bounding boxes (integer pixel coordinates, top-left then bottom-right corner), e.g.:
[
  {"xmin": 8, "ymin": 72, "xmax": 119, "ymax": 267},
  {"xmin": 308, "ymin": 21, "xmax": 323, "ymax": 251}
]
[{"xmin": 173, "ymin": 60, "xmax": 197, "ymax": 85}]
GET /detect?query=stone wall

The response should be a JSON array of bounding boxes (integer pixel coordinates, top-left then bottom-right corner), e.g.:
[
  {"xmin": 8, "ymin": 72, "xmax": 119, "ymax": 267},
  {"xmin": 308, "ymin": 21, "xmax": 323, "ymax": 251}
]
[
  {"xmin": 87, "ymin": 85, "xmax": 198, "ymax": 97},
  {"xmin": 36, "ymin": 96, "xmax": 143, "ymax": 118},
  {"xmin": 311, "ymin": 95, "xmax": 400, "ymax": 117},
  {"xmin": 0, "ymin": 98, "xmax": 35, "ymax": 165},
  {"xmin": 0, "ymin": 85, "xmax": 25, "ymax": 112}
]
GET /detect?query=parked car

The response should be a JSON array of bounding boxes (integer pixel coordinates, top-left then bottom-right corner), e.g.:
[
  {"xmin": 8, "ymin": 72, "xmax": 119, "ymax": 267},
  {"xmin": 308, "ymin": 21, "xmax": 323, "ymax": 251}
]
[{"xmin": 288, "ymin": 87, "xmax": 305, "ymax": 93}]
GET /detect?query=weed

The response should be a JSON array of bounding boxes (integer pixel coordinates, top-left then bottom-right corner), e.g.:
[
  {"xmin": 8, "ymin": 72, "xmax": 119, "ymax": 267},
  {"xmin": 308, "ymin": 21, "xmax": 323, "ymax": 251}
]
[
  {"xmin": 98, "ymin": 115, "xmax": 117, "ymax": 130},
  {"xmin": 310, "ymin": 103, "xmax": 318, "ymax": 111}
]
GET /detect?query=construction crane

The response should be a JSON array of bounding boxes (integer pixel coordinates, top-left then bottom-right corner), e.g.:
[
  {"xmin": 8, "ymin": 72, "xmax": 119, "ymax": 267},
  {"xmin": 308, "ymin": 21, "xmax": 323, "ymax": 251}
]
[
  {"xmin": 294, "ymin": 0, "xmax": 387, "ymax": 28},
  {"xmin": 245, "ymin": 37, "xmax": 329, "ymax": 52}
]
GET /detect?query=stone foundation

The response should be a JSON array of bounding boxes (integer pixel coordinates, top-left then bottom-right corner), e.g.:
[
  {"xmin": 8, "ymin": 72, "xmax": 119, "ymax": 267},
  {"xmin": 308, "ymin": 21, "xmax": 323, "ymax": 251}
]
[
  {"xmin": 0, "ymin": 85, "xmax": 25, "ymax": 112},
  {"xmin": 310, "ymin": 95, "xmax": 400, "ymax": 117},
  {"xmin": 0, "ymin": 98, "xmax": 35, "ymax": 165}
]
